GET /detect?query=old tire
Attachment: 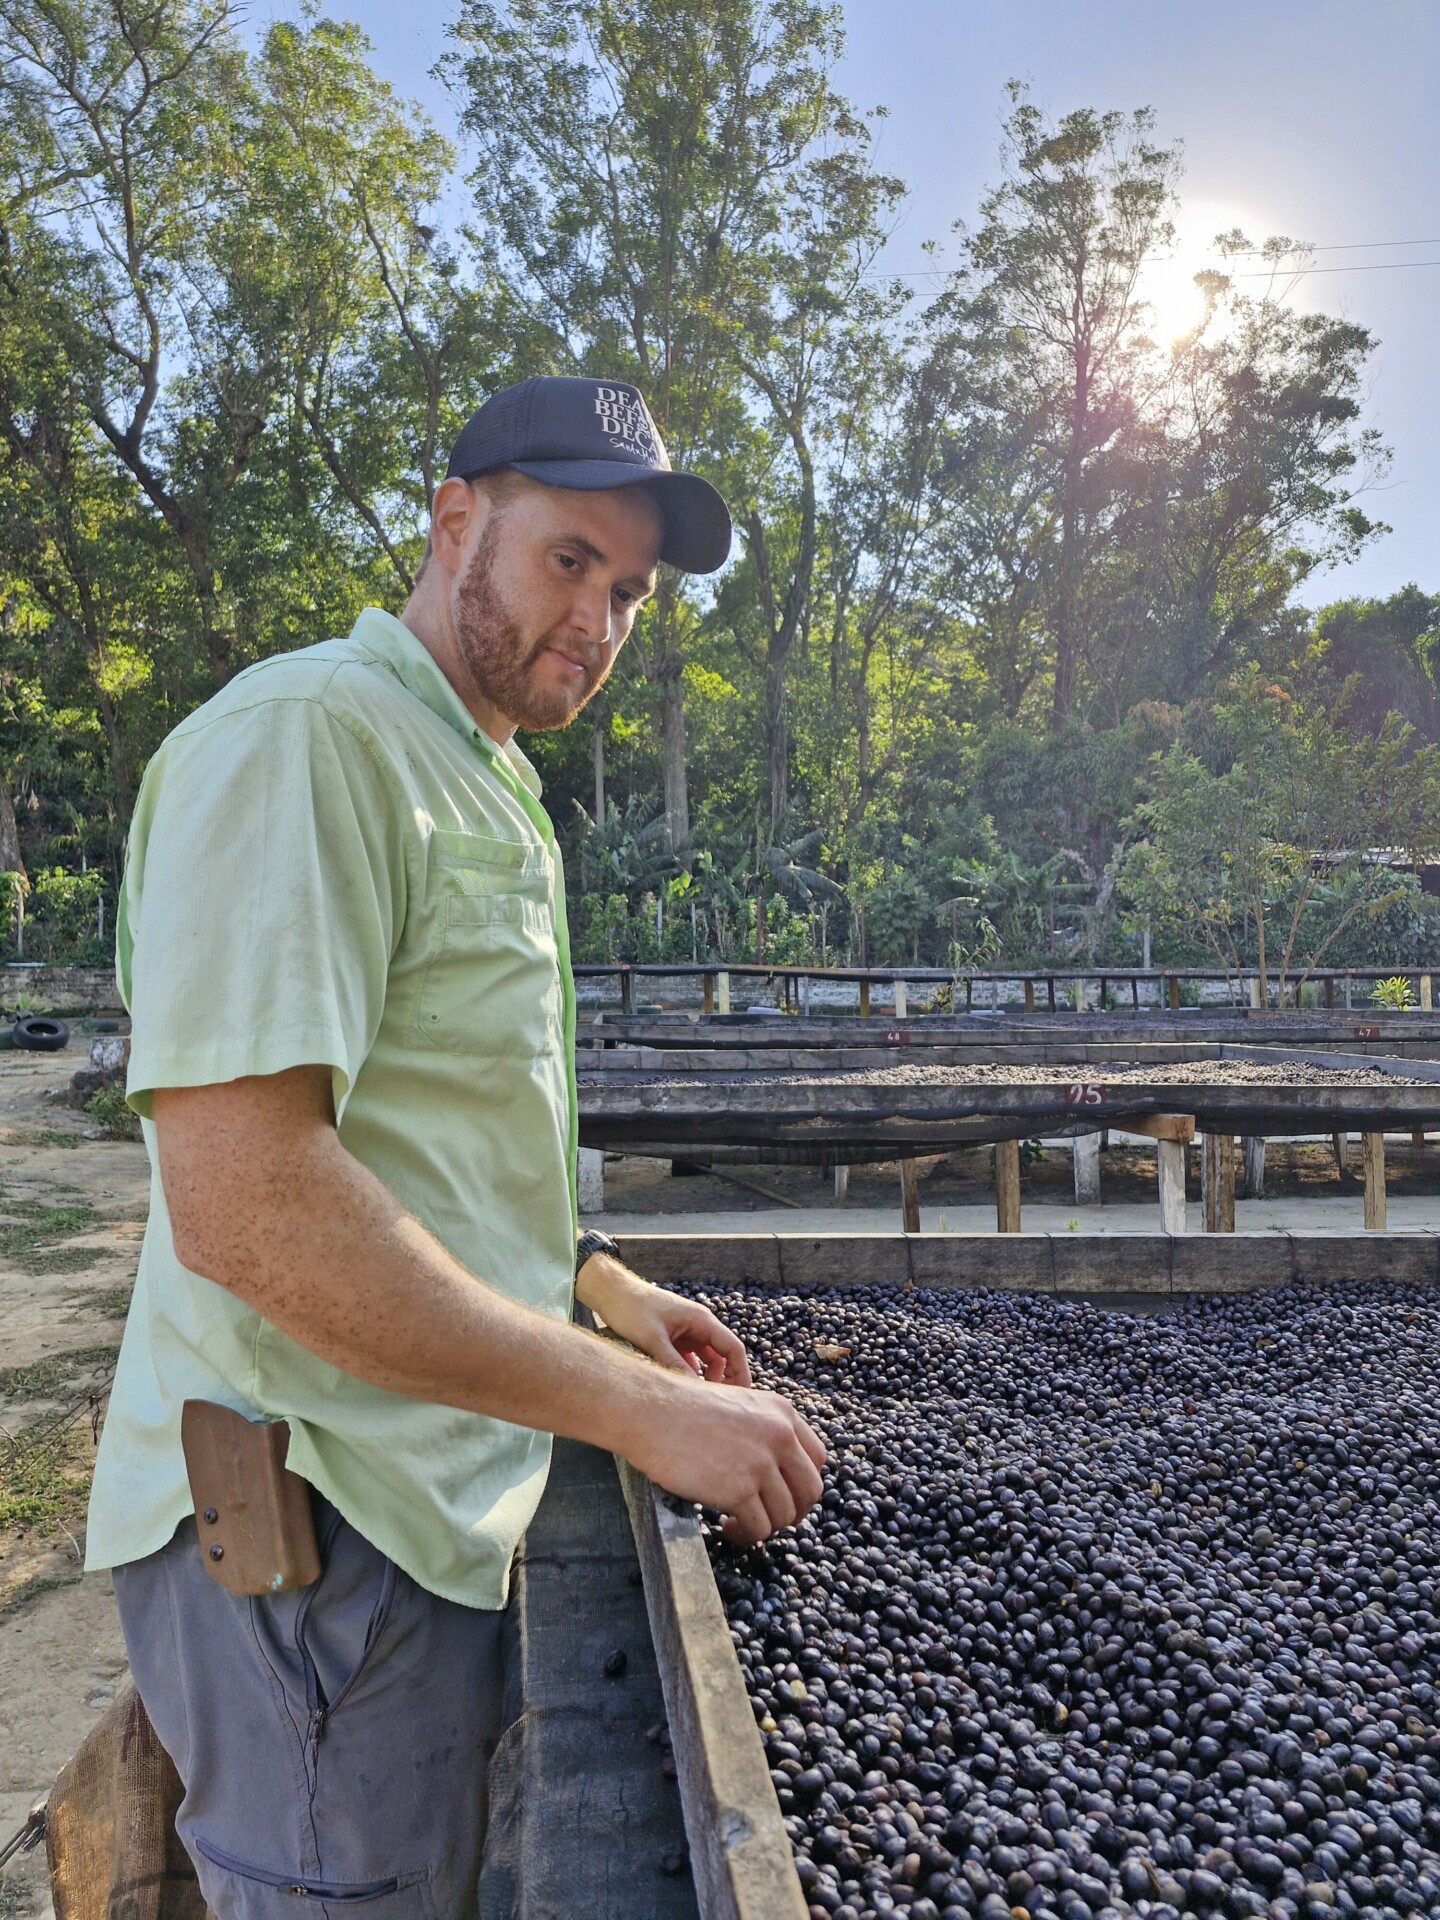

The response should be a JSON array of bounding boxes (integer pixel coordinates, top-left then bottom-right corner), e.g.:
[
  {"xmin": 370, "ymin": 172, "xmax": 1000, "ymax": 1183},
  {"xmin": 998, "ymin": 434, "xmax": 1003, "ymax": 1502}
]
[{"xmin": 12, "ymin": 1014, "xmax": 70, "ymax": 1052}]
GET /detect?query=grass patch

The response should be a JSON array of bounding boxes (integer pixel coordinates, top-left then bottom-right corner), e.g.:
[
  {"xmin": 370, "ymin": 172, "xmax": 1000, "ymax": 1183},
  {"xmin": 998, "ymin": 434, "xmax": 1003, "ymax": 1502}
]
[
  {"xmin": 77, "ymin": 1284, "xmax": 135, "ymax": 1319},
  {"xmin": 0, "ymin": 1127, "xmax": 88, "ymax": 1149},
  {"xmin": 0, "ymin": 1871, "xmax": 41, "ymax": 1918},
  {"xmin": 0, "ymin": 1346, "xmax": 119, "ymax": 1402},
  {"xmin": 0, "ymin": 1422, "xmax": 93, "ymax": 1536},
  {"xmin": 0, "ymin": 1198, "xmax": 97, "ymax": 1274},
  {"xmin": 8, "ymin": 1245, "xmax": 102, "ymax": 1276}
]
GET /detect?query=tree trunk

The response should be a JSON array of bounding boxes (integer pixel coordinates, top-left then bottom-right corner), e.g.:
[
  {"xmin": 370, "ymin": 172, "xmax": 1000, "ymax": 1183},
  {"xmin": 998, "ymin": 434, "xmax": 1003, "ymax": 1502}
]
[
  {"xmin": 764, "ymin": 649, "xmax": 788, "ymax": 829},
  {"xmin": 659, "ymin": 680, "xmax": 689, "ymax": 853},
  {"xmin": 591, "ymin": 699, "xmax": 606, "ymax": 826},
  {"xmin": 1052, "ymin": 346, "xmax": 1090, "ymax": 727},
  {"xmin": 0, "ymin": 784, "xmax": 25, "ymax": 878},
  {"xmin": 646, "ymin": 581, "xmax": 690, "ymax": 854}
]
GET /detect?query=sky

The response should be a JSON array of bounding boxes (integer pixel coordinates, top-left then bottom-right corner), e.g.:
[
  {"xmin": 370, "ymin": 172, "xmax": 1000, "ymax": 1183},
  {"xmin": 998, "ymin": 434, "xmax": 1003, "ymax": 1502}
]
[{"xmin": 251, "ymin": 0, "xmax": 1440, "ymax": 606}]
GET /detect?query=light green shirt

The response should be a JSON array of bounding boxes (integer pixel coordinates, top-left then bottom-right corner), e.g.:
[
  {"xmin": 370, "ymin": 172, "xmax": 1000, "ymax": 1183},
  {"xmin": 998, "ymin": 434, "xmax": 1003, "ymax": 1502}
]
[{"xmin": 85, "ymin": 609, "xmax": 577, "ymax": 1608}]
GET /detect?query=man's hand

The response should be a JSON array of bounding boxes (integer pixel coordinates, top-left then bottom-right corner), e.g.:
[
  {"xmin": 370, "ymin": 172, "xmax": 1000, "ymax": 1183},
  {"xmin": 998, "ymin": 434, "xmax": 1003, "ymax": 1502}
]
[
  {"xmin": 630, "ymin": 1372, "xmax": 826, "ymax": 1547},
  {"xmin": 577, "ymin": 1253, "xmax": 751, "ymax": 1384}
]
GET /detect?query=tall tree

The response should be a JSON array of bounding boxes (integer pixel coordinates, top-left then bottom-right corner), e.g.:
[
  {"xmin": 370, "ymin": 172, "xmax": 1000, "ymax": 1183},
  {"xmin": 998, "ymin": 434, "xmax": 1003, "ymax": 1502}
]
[
  {"xmin": 945, "ymin": 89, "xmax": 1181, "ymax": 725},
  {"xmin": 447, "ymin": 0, "xmax": 886, "ymax": 848}
]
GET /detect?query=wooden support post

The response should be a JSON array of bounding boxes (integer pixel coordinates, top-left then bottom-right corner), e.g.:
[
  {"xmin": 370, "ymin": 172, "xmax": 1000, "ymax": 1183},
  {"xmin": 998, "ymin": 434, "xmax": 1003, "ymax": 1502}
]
[
  {"xmin": 833, "ymin": 1164, "xmax": 849, "ymax": 1207},
  {"xmin": 1073, "ymin": 978, "xmax": 1086, "ymax": 1013},
  {"xmin": 1157, "ymin": 1139, "xmax": 1187, "ymax": 1235},
  {"xmin": 702, "ymin": 974, "xmax": 714, "ymax": 1016},
  {"xmin": 621, "ymin": 969, "xmax": 633, "ymax": 1014},
  {"xmin": 801, "ymin": 972, "xmax": 811, "ymax": 1015},
  {"xmin": 859, "ymin": 978, "xmax": 871, "ymax": 1020},
  {"xmin": 1073, "ymin": 1132, "xmax": 1101, "ymax": 1205},
  {"xmin": 1202, "ymin": 1134, "xmax": 1236, "ymax": 1233},
  {"xmin": 893, "ymin": 979, "xmax": 908, "ymax": 1020},
  {"xmin": 716, "ymin": 970, "xmax": 730, "ymax": 1015},
  {"xmin": 1131, "ymin": 978, "xmax": 1140, "ymax": 1011},
  {"xmin": 1423, "ymin": 973, "xmax": 1434, "ymax": 1012},
  {"xmin": 1024, "ymin": 980, "xmax": 1035, "ymax": 1013},
  {"xmin": 1241, "ymin": 1136, "xmax": 1266, "ymax": 1200},
  {"xmin": 965, "ymin": 977, "xmax": 973, "ymax": 1012},
  {"xmin": 1332, "ymin": 1132, "xmax": 1349, "ymax": 1180},
  {"xmin": 1167, "ymin": 975, "xmax": 1181, "ymax": 1012},
  {"xmin": 1344, "ymin": 973, "xmax": 1353, "ymax": 1010},
  {"xmin": 1249, "ymin": 976, "xmax": 1262, "ymax": 1010},
  {"xmin": 994, "ymin": 1140, "xmax": 1021, "ymax": 1233},
  {"xmin": 1047, "ymin": 979, "xmax": 1056, "ymax": 1011},
  {"xmin": 1324, "ymin": 976, "xmax": 1335, "ymax": 1009},
  {"xmin": 1362, "ymin": 1131, "xmax": 1387, "ymax": 1231},
  {"xmin": 900, "ymin": 1157, "xmax": 921, "ymax": 1234}
]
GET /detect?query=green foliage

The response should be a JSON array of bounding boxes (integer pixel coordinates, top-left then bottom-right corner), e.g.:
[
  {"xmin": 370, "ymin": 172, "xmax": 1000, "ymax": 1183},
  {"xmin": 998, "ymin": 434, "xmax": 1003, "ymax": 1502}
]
[
  {"xmin": 1123, "ymin": 672, "xmax": 1440, "ymax": 995},
  {"xmin": 1372, "ymin": 975, "xmax": 1417, "ymax": 1012},
  {"xmin": 0, "ymin": 3, "xmax": 1425, "ymax": 980},
  {"xmin": 4, "ymin": 867, "xmax": 107, "ymax": 964},
  {"xmin": 85, "ymin": 1083, "xmax": 142, "ymax": 1140}
]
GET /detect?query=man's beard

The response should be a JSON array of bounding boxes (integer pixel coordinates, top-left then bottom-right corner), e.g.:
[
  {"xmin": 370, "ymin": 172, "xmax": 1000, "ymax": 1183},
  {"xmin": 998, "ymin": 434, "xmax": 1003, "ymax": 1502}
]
[{"xmin": 452, "ymin": 523, "xmax": 609, "ymax": 732}]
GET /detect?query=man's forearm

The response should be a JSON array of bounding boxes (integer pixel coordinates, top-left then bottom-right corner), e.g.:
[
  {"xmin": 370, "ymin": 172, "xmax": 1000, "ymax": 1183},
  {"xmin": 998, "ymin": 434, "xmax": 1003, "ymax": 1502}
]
[
  {"xmin": 153, "ymin": 1068, "xmax": 825, "ymax": 1540},
  {"xmin": 157, "ymin": 1082, "xmax": 662, "ymax": 1453}
]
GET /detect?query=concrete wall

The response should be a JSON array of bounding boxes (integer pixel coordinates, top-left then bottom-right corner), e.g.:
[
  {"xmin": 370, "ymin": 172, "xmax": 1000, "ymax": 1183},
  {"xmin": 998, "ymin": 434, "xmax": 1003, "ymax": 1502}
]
[{"xmin": 1, "ymin": 966, "xmax": 121, "ymax": 1014}]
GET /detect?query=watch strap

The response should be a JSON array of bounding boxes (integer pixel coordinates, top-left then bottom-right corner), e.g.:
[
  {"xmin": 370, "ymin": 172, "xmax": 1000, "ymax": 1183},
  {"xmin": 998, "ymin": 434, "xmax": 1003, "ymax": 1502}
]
[{"xmin": 576, "ymin": 1228, "xmax": 621, "ymax": 1273}]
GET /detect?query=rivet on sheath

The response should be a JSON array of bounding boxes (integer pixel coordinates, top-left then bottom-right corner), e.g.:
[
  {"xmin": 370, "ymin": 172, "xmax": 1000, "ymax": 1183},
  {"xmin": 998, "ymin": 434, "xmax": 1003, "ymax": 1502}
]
[
  {"xmin": 209, "ymin": 1544, "xmax": 224, "ymax": 1561},
  {"xmin": 203, "ymin": 1508, "xmax": 218, "ymax": 1524}
]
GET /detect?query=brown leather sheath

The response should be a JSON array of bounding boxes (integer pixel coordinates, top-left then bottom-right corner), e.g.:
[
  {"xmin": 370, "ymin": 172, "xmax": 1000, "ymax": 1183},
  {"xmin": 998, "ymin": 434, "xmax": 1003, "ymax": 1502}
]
[{"xmin": 179, "ymin": 1399, "xmax": 321, "ymax": 1597}]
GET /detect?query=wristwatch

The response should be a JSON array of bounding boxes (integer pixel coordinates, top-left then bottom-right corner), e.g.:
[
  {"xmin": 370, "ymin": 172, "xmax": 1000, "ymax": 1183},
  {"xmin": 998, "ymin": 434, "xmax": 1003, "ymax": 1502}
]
[{"xmin": 576, "ymin": 1228, "xmax": 622, "ymax": 1274}]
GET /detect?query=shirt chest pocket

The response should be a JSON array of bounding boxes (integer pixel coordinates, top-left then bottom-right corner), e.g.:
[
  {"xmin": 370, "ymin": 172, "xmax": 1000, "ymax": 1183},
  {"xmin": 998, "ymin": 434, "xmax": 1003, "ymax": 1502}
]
[{"xmin": 416, "ymin": 832, "xmax": 562, "ymax": 1058}]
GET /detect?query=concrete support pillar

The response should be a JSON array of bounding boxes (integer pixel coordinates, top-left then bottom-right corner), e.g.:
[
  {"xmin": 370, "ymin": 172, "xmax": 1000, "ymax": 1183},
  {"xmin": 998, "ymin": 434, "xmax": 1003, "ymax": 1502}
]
[
  {"xmin": 1072, "ymin": 1132, "xmax": 1101, "ymax": 1205},
  {"xmin": 893, "ymin": 979, "xmax": 908, "ymax": 1020},
  {"xmin": 716, "ymin": 970, "xmax": 730, "ymax": 1014},
  {"xmin": 577, "ymin": 1147, "xmax": 605, "ymax": 1214},
  {"xmin": 833, "ymin": 1164, "xmax": 849, "ymax": 1207},
  {"xmin": 1241, "ymin": 1136, "xmax": 1266, "ymax": 1200},
  {"xmin": 1157, "ymin": 1139, "xmax": 1187, "ymax": 1235}
]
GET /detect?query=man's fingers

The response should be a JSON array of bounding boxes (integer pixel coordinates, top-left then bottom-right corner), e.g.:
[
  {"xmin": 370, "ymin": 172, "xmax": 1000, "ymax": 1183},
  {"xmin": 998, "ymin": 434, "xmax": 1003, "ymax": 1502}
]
[
  {"xmin": 722, "ymin": 1494, "xmax": 771, "ymax": 1546},
  {"xmin": 779, "ymin": 1438, "xmax": 824, "ymax": 1520},
  {"xmin": 702, "ymin": 1320, "xmax": 752, "ymax": 1386},
  {"xmin": 791, "ymin": 1412, "xmax": 827, "ymax": 1469},
  {"xmin": 759, "ymin": 1465, "xmax": 798, "ymax": 1534}
]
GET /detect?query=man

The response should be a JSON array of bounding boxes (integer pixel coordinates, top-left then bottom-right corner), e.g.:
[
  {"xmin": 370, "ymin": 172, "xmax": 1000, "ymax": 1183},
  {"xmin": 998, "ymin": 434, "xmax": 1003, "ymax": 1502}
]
[{"xmin": 86, "ymin": 375, "xmax": 825, "ymax": 1917}]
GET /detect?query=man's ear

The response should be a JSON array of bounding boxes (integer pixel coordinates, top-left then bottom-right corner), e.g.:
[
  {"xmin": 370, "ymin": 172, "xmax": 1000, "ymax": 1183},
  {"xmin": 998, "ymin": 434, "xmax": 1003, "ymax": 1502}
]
[{"xmin": 427, "ymin": 477, "xmax": 484, "ymax": 576}]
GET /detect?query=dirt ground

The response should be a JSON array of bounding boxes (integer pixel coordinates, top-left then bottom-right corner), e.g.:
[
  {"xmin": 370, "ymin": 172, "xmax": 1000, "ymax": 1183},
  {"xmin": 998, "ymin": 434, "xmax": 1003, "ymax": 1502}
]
[{"xmin": 0, "ymin": 1041, "xmax": 146, "ymax": 1916}]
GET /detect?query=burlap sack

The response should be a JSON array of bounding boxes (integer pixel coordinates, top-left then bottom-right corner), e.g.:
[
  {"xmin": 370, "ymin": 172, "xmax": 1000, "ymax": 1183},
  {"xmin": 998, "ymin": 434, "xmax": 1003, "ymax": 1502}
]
[{"xmin": 45, "ymin": 1681, "xmax": 209, "ymax": 1920}]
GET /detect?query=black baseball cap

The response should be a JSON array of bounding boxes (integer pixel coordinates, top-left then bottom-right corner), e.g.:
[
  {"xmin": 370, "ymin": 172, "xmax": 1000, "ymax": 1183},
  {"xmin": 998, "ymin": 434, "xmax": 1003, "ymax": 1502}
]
[{"xmin": 445, "ymin": 375, "xmax": 732, "ymax": 574}]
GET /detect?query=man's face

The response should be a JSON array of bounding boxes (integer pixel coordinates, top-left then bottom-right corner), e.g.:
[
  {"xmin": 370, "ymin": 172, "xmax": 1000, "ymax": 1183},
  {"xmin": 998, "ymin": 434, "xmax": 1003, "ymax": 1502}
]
[{"xmin": 449, "ymin": 478, "xmax": 661, "ymax": 733}]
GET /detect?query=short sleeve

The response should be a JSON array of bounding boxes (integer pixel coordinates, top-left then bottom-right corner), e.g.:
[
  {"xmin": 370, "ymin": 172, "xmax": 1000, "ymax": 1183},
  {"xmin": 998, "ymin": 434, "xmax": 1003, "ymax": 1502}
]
[{"xmin": 120, "ymin": 696, "xmax": 407, "ymax": 1121}]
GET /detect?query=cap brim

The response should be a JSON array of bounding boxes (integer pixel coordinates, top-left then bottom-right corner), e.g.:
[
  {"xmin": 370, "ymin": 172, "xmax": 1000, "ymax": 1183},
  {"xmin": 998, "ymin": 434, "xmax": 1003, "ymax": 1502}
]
[{"xmin": 508, "ymin": 459, "xmax": 732, "ymax": 574}]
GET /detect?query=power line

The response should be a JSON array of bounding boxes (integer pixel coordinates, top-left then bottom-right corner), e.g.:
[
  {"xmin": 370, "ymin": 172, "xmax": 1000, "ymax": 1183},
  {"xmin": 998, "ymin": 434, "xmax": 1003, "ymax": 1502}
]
[
  {"xmin": 1227, "ymin": 237, "xmax": 1440, "ymax": 255},
  {"xmin": 1232, "ymin": 260, "xmax": 1440, "ymax": 278}
]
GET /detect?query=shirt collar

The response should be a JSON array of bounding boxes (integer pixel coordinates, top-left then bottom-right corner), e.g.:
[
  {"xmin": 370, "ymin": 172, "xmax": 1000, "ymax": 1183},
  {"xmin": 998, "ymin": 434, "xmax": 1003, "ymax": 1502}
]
[{"xmin": 350, "ymin": 606, "xmax": 543, "ymax": 798}]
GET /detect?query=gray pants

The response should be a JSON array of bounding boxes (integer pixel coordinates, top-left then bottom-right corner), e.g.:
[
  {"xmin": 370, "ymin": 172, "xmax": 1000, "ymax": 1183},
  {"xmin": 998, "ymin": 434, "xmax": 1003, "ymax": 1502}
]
[{"xmin": 112, "ymin": 1498, "xmax": 509, "ymax": 1919}]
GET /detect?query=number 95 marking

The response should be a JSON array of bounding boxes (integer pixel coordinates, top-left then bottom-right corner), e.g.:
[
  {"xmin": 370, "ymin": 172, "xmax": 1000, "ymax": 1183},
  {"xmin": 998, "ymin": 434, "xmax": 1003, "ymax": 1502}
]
[{"xmin": 1064, "ymin": 1082, "xmax": 1105, "ymax": 1107}]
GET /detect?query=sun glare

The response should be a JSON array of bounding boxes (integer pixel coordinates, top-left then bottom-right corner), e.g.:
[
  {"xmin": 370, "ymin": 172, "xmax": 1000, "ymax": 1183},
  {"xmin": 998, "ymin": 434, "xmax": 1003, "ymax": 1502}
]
[
  {"xmin": 1138, "ymin": 204, "xmax": 1265, "ymax": 349},
  {"xmin": 1140, "ymin": 254, "xmax": 1213, "ymax": 346}
]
